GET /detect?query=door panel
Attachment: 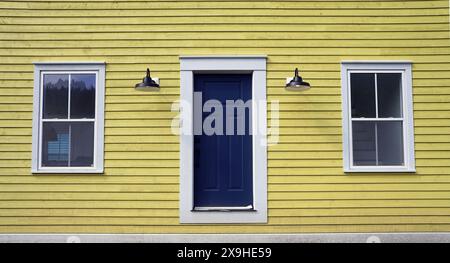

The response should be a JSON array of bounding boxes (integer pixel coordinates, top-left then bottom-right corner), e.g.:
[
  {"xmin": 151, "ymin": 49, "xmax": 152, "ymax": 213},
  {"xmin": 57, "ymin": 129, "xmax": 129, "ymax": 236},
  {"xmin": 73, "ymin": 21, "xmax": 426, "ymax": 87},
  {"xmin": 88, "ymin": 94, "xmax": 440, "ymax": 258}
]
[{"xmin": 194, "ymin": 74, "xmax": 253, "ymax": 208}]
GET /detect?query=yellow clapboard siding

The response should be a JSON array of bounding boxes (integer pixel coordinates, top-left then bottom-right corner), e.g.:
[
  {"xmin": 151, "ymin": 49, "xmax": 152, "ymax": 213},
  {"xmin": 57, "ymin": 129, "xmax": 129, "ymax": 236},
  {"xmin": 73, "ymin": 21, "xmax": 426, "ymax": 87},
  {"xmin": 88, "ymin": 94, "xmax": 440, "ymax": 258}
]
[
  {"xmin": 1, "ymin": 47, "xmax": 450, "ymax": 57},
  {"xmin": 3, "ymin": 16, "xmax": 447, "ymax": 26},
  {"xmin": 2, "ymin": 8, "xmax": 449, "ymax": 18},
  {"xmin": 2, "ymin": 54, "xmax": 450, "ymax": 63},
  {"xmin": 2, "ymin": 191, "xmax": 450, "ymax": 201},
  {"xmin": 4, "ymin": 174, "xmax": 450, "ymax": 184},
  {"xmin": 3, "ymin": 62, "xmax": 450, "ymax": 73},
  {"xmin": 2, "ymin": 0, "xmax": 449, "ymax": 9},
  {"xmin": 1, "ymin": 183, "xmax": 450, "ymax": 193},
  {"xmin": 2, "ymin": 25, "xmax": 448, "ymax": 34},
  {"xmin": 2, "ymin": 39, "xmax": 450, "ymax": 49},
  {"xmin": 0, "ymin": 0, "xmax": 450, "ymax": 234},
  {"xmin": 1, "ymin": 216, "xmax": 450, "ymax": 226},
  {"xmin": 0, "ymin": 184, "xmax": 179, "ymax": 193},
  {"xmin": 2, "ymin": 199, "xmax": 450, "ymax": 210},
  {"xmin": 1, "ymin": 31, "xmax": 449, "ymax": 41},
  {"xmin": 2, "ymin": 207, "xmax": 450, "ymax": 218}
]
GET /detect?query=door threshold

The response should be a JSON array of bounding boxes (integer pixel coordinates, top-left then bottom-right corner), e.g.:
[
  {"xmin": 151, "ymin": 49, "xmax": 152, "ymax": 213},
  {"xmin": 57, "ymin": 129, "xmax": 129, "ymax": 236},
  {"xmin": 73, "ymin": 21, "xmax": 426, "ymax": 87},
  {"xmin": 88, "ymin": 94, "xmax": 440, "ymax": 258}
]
[{"xmin": 192, "ymin": 205, "xmax": 255, "ymax": 212}]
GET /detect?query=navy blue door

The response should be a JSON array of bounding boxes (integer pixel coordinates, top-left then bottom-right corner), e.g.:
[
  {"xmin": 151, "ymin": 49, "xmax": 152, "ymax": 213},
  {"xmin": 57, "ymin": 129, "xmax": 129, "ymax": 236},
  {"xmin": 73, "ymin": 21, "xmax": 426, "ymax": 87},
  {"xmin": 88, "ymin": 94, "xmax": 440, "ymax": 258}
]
[{"xmin": 194, "ymin": 74, "xmax": 253, "ymax": 208}]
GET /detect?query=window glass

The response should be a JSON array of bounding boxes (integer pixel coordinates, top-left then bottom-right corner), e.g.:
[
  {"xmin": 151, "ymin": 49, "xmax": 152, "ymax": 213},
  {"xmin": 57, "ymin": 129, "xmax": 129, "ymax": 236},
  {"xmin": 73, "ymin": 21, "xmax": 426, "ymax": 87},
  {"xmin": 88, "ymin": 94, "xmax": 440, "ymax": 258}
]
[
  {"xmin": 377, "ymin": 122, "xmax": 404, "ymax": 165},
  {"xmin": 378, "ymin": 73, "xmax": 402, "ymax": 118},
  {"xmin": 71, "ymin": 74, "xmax": 96, "ymax": 119},
  {"xmin": 43, "ymin": 74, "xmax": 69, "ymax": 119},
  {"xmin": 352, "ymin": 122, "xmax": 376, "ymax": 166},
  {"xmin": 42, "ymin": 122, "xmax": 69, "ymax": 167},
  {"xmin": 350, "ymin": 73, "xmax": 376, "ymax": 118},
  {"xmin": 70, "ymin": 122, "xmax": 95, "ymax": 167}
]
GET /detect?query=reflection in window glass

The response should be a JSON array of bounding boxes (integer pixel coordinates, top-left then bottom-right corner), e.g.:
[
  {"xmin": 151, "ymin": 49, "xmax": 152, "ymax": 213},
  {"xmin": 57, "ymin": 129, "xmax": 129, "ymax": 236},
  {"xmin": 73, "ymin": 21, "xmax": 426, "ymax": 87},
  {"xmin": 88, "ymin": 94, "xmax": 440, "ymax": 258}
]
[
  {"xmin": 71, "ymin": 74, "xmax": 96, "ymax": 119},
  {"xmin": 378, "ymin": 73, "xmax": 402, "ymax": 118},
  {"xmin": 43, "ymin": 74, "xmax": 69, "ymax": 119},
  {"xmin": 42, "ymin": 122, "xmax": 69, "ymax": 167},
  {"xmin": 350, "ymin": 73, "xmax": 376, "ymax": 118},
  {"xmin": 42, "ymin": 122, "xmax": 94, "ymax": 167}
]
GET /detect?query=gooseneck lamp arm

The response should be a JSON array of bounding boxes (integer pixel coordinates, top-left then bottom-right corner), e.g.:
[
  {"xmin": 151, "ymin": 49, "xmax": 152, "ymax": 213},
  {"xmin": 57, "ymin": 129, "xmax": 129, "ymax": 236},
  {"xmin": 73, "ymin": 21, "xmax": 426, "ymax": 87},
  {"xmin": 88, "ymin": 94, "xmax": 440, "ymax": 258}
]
[
  {"xmin": 285, "ymin": 67, "xmax": 311, "ymax": 91},
  {"xmin": 135, "ymin": 68, "xmax": 160, "ymax": 89}
]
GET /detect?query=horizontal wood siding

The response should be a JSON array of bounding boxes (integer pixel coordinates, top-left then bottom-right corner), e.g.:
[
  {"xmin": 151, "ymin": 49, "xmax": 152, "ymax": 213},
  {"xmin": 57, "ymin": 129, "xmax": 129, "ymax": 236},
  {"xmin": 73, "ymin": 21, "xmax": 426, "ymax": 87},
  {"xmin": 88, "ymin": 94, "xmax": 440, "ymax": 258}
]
[{"xmin": 0, "ymin": 0, "xmax": 449, "ymax": 233}]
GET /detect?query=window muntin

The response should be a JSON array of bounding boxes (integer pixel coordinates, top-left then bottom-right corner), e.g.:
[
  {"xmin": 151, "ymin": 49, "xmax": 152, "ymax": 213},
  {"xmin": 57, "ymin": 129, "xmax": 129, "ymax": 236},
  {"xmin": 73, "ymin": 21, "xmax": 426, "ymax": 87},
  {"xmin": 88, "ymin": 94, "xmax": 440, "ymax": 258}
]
[{"xmin": 342, "ymin": 62, "xmax": 415, "ymax": 173}]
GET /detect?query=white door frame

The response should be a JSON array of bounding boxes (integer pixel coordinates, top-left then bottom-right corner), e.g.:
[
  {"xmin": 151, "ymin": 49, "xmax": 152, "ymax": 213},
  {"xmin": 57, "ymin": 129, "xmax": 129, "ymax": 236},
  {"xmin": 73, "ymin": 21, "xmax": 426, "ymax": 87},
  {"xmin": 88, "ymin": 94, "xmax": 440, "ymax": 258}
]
[{"xmin": 179, "ymin": 56, "xmax": 268, "ymax": 224}]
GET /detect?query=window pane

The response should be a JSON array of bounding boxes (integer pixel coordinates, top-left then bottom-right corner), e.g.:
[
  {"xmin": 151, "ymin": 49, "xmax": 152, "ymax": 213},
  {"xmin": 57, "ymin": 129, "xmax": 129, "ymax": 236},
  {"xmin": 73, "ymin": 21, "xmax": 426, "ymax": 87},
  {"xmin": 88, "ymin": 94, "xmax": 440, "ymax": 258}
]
[
  {"xmin": 70, "ymin": 122, "xmax": 95, "ymax": 167},
  {"xmin": 352, "ymin": 122, "xmax": 376, "ymax": 166},
  {"xmin": 71, "ymin": 74, "xmax": 96, "ymax": 119},
  {"xmin": 378, "ymin": 73, "xmax": 402, "ymax": 118},
  {"xmin": 43, "ymin": 74, "xmax": 69, "ymax": 119},
  {"xmin": 42, "ymin": 122, "xmax": 94, "ymax": 167},
  {"xmin": 42, "ymin": 122, "xmax": 69, "ymax": 167},
  {"xmin": 350, "ymin": 73, "xmax": 376, "ymax": 118},
  {"xmin": 377, "ymin": 122, "xmax": 404, "ymax": 166}
]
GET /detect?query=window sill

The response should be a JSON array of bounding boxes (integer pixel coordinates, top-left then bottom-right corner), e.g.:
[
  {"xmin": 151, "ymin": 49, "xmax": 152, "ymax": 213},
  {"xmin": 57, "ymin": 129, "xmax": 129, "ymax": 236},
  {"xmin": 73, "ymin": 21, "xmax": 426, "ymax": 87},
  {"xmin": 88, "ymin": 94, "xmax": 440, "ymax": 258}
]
[
  {"xmin": 32, "ymin": 168, "xmax": 104, "ymax": 174},
  {"xmin": 344, "ymin": 168, "xmax": 416, "ymax": 173}
]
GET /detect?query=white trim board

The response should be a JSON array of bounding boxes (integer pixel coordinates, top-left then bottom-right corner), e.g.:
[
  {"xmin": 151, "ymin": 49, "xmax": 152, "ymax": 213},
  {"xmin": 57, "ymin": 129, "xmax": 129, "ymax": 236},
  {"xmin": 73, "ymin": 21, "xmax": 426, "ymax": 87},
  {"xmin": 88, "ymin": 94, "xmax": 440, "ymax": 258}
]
[
  {"xmin": 1, "ymin": 233, "xmax": 450, "ymax": 243},
  {"xmin": 179, "ymin": 56, "xmax": 268, "ymax": 224}
]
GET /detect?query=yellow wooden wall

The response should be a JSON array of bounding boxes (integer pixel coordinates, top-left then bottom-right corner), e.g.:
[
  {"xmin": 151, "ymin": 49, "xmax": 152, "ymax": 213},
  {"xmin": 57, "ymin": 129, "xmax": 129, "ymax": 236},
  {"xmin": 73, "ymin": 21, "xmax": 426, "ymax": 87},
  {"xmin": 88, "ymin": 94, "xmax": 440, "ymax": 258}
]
[{"xmin": 0, "ymin": 0, "xmax": 450, "ymax": 234}]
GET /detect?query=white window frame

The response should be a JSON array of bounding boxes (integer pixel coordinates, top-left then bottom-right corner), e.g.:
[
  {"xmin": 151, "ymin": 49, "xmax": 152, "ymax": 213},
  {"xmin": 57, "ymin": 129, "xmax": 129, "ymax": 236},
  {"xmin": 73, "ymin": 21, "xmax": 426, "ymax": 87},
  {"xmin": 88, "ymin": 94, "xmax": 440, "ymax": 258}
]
[
  {"xmin": 341, "ymin": 61, "xmax": 416, "ymax": 173},
  {"xmin": 32, "ymin": 62, "xmax": 105, "ymax": 174},
  {"xmin": 179, "ymin": 56, "xmax": 267, "ymax": 224}
]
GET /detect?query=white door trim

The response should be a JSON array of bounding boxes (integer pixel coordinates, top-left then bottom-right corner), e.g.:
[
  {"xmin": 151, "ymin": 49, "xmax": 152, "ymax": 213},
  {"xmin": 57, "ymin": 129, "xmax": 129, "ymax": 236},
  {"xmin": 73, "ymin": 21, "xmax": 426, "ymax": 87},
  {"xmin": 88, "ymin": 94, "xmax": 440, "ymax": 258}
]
[{"xmin": 179, "ymin": 56, "xmax": 267, "ymax": 224}]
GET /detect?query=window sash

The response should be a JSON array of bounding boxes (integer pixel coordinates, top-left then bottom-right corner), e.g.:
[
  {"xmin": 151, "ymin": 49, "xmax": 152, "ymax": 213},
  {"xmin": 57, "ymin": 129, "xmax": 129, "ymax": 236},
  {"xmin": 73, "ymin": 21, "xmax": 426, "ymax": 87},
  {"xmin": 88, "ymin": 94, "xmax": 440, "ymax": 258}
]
[
  {"xmin": 350, "ymin": 119, "xmax": 404, "ymax": 167},
  {"xmin": 38, "ymin": 71, "xmax": 98, "ymax": 170},
  {"xmin": 348, "ymin": 71, "xmax": 406, "ymax": 169}
]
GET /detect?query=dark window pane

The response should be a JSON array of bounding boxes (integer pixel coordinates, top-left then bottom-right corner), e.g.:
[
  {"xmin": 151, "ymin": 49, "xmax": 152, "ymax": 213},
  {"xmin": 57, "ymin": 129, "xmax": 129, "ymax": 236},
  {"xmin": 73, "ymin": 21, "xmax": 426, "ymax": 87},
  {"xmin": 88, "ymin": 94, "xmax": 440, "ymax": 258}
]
[
  {"xmin": 42, "ymin": 122, "xmax": 69, "ymax": 167},
  {"xmin": 70, "ymin": 74, "xmax": 96, "ymax": 119},
  {"xmin": 70, "ymin": 122, "xmax": 95, "ymax": 167},
  {"xmin": 378, "ymin": 73, "xmax": 402, "ymax": 118},
  {"xmin": 43, "ymin": 74, "xmax": 69, "ymax": 119},
  {"xmin": 350, "ymin": 73, "xmax": 376, "ymax": 118},
  {"xmin": 42, "ymin": 122, "xmax": 94, "ymax": 168},
  {"xmin": 352, "ymin": 122, "xmax": 376, "ymax": 166},
  {"xmin": 377, "ymin": 122, "xmax": 404, "ymax": 166}
]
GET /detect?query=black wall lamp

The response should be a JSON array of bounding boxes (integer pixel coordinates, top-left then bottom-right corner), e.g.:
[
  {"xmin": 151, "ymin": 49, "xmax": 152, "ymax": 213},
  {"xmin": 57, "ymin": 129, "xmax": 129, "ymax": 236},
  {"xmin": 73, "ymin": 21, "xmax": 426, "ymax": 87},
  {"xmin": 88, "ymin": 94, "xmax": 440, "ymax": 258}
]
[
  {"xmin": 285, "ymin": 68, "xmax": 311, "ymax": 91},
  {"xmin": 135, "ymin": 68, "xmax": 160, "ymax": 91}
]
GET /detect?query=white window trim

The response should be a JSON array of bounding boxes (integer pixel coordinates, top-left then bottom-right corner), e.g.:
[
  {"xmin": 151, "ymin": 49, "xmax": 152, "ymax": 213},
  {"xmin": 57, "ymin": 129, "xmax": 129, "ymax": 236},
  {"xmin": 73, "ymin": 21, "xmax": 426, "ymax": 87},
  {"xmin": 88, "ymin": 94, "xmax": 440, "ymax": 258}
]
[
  {"xmin": 341, "ymin": 61, "xmax": 416, "ymax": 173},
  {"xmin": 179, "ymin": 56, "xmax": 268, "ymax": 224},
  {"xmin": 32, "ymin": 62, "xmax": 106, "ymax": 174}
]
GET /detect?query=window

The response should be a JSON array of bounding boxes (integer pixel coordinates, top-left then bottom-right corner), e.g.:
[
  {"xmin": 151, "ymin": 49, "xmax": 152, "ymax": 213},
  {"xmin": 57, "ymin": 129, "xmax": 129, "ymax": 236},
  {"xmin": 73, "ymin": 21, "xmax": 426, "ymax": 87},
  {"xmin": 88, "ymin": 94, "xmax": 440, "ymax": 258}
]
[
  {"xmin": 341, "ymin": 62, "xmax": 415, "ymax": 172},
  {"xmin": 32, "ymin": 63, "xmax": 105, "ymax": 173}
]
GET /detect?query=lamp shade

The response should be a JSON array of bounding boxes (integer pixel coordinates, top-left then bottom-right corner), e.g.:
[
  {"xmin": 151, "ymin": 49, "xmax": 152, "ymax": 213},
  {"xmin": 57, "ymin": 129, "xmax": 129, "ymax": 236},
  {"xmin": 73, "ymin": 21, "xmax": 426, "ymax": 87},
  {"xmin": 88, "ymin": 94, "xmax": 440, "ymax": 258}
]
[
  {"xmin": 135, "ymin": 68, "xmax": 160, "ymax": 90},
  {"xmin": 285, "ymin": 68, "xmax": 311, "ymax": 91}
]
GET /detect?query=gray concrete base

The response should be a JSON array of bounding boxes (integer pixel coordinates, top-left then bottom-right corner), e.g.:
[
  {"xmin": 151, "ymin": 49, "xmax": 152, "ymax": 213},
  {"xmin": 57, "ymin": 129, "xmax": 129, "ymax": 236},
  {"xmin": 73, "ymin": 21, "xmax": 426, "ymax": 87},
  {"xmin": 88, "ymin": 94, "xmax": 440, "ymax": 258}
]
[{"xmin": 0, "ymin": 233, "xmax": 450, "ymax": 243}]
